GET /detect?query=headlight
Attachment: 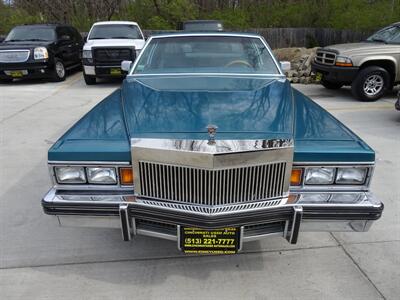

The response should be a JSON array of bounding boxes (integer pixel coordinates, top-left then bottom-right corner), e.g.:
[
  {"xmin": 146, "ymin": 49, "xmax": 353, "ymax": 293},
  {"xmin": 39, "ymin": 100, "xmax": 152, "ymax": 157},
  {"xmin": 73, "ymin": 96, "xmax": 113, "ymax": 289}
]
[
  {"xmin": 304, "ymin": 167, "xmax": 335, "ymax": 185},
  {"xmin": 82, "ymin": 50, "xmax": 92, "ymax": 59},
  {"xmin": 336, "ymin": 167, "xmax": 367, "ymax": 184},
  {"xmin": 335, "ymin": 56, "xmax": 353, "ymax": 67},
  {"xmin": 87, "ymin": 167, "xmax": 117, "ymax": 184},
  {"xmin": 34, "ymin": 47, "xmax": 48, "ymax": 60},
  {"xmin": 55, "ymin": 166, "xmax": 86, "ymax": 184}
]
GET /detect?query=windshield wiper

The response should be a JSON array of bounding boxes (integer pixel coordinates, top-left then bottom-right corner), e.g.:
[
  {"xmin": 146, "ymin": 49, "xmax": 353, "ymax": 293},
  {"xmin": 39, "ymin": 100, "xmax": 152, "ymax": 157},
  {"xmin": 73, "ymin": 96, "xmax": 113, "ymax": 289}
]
[
  {"xmin": 89, "ymin": 37, "xmax": 108, "ymax": 40},
  {"xmin": 25, "ymin": 39, "xmax": 50, "ymax": 41},
  {"xmin": 371, "ymin": 38, "xmax": 387, "ymax": 44},
  {"xmin": 5, "ymin": 39, "xmax": 23, "ymax": 42},
  {"xmin": 110, "ymin": 36, "xmax": 131, "ymax": 39}
]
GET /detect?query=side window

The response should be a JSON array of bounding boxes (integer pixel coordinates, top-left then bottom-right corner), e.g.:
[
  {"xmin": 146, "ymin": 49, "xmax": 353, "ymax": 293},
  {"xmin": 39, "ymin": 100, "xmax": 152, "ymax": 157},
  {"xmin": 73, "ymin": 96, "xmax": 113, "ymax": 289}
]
[
  {"xmin": 69, "ymin": 27, "xmax": 82, "ymax": 43},
  {"xmin": 57, "ymin": 27, "xmax": 70, "ymax": 41}
]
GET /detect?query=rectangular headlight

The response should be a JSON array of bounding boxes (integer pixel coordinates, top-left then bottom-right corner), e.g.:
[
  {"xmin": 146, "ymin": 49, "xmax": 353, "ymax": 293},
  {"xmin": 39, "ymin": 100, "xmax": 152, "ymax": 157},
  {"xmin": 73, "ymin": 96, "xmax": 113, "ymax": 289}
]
[
  {"xmin": 82, "ymin": 50, "xmax": 92, "ymax": 59},
  {"xmin": 55, "ymin": 166, "xmax": 86, "ymax": 184},
  {"xmin": 304, "ymin": 167, "xmax": 335, "ymax": 185},
  {"xmin": 87, "ymin": 167, "xmax": 117, "ymax": 184},
  {"xmin": 336, "ymin": 167, "xmax": 367, "ymax": 185}
]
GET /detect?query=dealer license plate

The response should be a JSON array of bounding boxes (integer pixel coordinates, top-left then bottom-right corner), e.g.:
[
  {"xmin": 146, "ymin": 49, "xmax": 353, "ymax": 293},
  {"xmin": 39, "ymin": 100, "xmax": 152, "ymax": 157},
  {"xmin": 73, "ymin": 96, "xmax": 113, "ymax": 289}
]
[
  {"xmin": 315, "ymin": 72, "xmax": 323, "ymax": 81},
  {"xmin": 110, "ymin": 68, "xmax": 122, "ymax": 75},
  {"xmin": 180, "ymin": 227, "xmax": 240, "ymax": 254},
  {"xmin": 9, "ymin": 70, "xmax": 24, "ymax": 78}
]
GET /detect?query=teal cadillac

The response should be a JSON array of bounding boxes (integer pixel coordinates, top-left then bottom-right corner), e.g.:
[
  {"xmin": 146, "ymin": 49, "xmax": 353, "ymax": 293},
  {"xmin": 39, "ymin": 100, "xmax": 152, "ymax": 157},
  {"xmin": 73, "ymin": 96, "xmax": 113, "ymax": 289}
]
[{"xmin": 42, "ymin": 33, "xmax": 383, "ymax": 254}]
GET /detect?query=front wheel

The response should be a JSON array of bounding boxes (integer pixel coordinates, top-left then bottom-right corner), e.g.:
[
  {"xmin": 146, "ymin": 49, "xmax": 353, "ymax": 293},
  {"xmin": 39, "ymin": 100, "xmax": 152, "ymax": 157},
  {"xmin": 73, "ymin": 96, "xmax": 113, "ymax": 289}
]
[
  {"xmin": 351, "ymin": 66, "xmax": 390, "ymax": 101},
  {"xmin": 83, "ymin": 73, "xmax": 96, "ymax": 85},
  {"xmin": 51, "ymin": 59, "xmax": 66, "ymax": 82},
  {"xmin": 321, "ymin": 79, "xmax": 343, "ymax": 90}
]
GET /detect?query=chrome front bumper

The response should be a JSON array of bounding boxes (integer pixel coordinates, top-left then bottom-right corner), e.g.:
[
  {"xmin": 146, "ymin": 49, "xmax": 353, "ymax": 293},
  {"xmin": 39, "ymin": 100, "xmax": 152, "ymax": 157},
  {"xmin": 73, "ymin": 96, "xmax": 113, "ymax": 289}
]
[{"xmin": 42, "ymin": 188, "xmax": 383, "ymax": 246}]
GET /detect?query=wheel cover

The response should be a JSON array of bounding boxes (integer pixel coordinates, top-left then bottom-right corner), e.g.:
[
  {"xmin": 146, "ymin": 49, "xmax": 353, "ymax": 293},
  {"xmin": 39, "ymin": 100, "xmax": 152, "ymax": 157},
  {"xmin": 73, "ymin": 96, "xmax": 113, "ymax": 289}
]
[
  {"xmin": 363, "ymin": 74, "xmax": 384, "ymax": 96},
  {"xmin": 55, "ymin": 62, "xmax": 65, "ymax": 78}
]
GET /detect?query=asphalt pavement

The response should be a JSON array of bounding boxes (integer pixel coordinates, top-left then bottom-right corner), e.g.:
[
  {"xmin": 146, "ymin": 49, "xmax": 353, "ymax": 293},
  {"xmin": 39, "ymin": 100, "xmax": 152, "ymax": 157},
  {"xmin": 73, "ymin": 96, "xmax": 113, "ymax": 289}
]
[{"xmin": 0, "ymin": 72, "xmax": 399, "ymax": 299}]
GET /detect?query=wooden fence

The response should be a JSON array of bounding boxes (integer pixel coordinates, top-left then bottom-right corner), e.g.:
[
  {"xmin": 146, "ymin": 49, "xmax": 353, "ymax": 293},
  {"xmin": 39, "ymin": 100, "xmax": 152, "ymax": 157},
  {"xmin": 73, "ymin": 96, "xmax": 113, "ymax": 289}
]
[
  {"xmin": 0, "ymin": 28, "xmax": 373, "ymax": 49},
  {"xmin": 143, "ymin": 27, "xmax": 373, "ymax": 49}
]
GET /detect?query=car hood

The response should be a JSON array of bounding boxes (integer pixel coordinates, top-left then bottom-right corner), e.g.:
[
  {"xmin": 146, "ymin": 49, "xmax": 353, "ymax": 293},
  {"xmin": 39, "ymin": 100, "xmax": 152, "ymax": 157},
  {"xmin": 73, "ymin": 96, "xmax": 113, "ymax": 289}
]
[
  {"xmin": 0, "ymin": 40, "xmax": 54, "ymax": 50},
  {"xmin": 84, "ymin": 39, "xmax": 145, "ymax": 50},
  {"xmin": 121, "ymin": 76, "xmax": 294, "ymax": 141},
  {"xmin": 325, "ymin": 42, "xmax": 399, "ymax": 55}
]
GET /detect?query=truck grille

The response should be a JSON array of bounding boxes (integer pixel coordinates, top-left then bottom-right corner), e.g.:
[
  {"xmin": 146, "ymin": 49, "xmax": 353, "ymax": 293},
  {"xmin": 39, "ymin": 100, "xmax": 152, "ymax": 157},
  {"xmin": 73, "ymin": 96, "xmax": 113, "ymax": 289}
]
[
  {"xmin": 138, "ymin": 161, "xmax": 287, "ymax": 205},
  {"xmin": 315, "ymin": 50, "xmax": 336, "ymax": 65},
  {"xmin": 93, "ymin": 48, "xmax": 134, "ymax": 64},
  {"xmin": 0, "ymin": 50, "xmax": 30, "ymax": 63}
]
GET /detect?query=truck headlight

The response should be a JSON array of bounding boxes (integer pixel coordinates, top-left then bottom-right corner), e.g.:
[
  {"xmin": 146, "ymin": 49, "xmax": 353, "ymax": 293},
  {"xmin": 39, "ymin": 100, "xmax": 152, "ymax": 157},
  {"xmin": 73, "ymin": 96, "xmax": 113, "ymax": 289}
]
[
  {"xmin": 335, "ymin": 56, "xmax": 353, "ymax": 67},
  {"xmin": 336, "ymin": 167, "xmax": 367, "ymax": 184},
  {"xmin": 55, "ymin": 166, "xmax": 86, "ymax": 184},
  {"xmin": 82, "ymin": 50, "xmax": 92, "ymax": 59},
  {"xmin": 304, "ymin": 167, "xmax": 335, "ymax": 185},
  {"xmin": 34, "ymin": 47, "xmax": 48, "ymax": 60},
  {"xmin": 87, "ymin": 167, "xmax": 117, "ymax": 184}
]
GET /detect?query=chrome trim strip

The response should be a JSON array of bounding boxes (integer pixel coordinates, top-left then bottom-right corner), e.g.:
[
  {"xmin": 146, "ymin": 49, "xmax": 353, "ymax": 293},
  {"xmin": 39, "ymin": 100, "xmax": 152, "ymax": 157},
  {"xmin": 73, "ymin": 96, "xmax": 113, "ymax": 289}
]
[
  {"xmin": 136, "ymin": 228, "xmax": 177, "ymax": 241},
  {"xmin": 293, "ymin": 162, "xmax": 375, "ymax": 165},
  {"xmin": 48, "ymin": 161, "xmax": 130, "ymax": 165}
]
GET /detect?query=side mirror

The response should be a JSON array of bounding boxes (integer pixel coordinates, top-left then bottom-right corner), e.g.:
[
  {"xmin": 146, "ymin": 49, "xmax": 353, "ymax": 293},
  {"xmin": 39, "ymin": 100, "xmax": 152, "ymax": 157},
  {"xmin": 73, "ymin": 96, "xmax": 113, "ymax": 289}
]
[
  {"xmin": 121, "ymin": 60, "xmax": 133, "ymax": 72},
  {"xmin": 280, "ymin": 61, "xmax": 291, "ymax": 73}
]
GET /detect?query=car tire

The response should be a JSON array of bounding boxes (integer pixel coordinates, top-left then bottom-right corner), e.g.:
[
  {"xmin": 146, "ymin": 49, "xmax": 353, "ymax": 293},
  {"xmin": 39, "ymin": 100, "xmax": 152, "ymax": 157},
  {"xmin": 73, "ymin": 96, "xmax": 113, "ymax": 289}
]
[
  {"xmin": 84, "ymin": 73, "xmax": 96, "ymax": 85},
  {"xmin": 51, "ymin": 59, "xmax": 66, "ymax": 82},
  {"xmin": 351, "ymin": 66, "xmax": 390, "ymax": 102},
  {"xmin": 321, "ymin": 79, "xmax": 343, "ymax": 90}
]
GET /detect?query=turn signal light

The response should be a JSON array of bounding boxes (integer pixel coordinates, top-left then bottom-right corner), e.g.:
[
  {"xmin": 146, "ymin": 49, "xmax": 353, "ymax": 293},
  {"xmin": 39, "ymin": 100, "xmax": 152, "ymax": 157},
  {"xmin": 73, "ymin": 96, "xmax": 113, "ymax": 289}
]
[
  {"xmin": 120, "ymin": 168, "xmax": 134, "ymax": 185},
  {"xmin": 290, "ymin": 168, "xmax": 303, "ymax": 186}
]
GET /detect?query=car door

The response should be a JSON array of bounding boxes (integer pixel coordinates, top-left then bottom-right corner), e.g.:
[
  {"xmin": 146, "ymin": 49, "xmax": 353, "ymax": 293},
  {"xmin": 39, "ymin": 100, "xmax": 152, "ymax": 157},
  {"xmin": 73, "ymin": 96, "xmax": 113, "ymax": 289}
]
[{"xmin": 56, "ymin": 26, "xmax": 74, "ymax": 66}]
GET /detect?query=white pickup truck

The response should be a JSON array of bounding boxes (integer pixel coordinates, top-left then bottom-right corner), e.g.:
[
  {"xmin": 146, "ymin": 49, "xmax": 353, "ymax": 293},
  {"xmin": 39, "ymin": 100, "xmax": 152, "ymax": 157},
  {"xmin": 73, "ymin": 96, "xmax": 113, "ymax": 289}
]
[{"xmin": 82, "ymin": 21, "xmax": 145, "ymax": 85}]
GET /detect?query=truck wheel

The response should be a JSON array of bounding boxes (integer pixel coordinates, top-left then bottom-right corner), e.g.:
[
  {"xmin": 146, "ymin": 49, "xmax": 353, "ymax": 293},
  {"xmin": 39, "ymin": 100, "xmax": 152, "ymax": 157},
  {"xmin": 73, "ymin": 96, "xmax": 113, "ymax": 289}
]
[
  {"xmin": 51, "ymin": 59, "xmax": 66, "ymax": 82},
  {"xmin": 84, "ymin": 73, "xmax": 96, "ymax": 85},
  {"xmin": 351, "ymin": 66, "xmax": 390, "ymax": 101},
  {"xmin": 321, "ymin": 79, "xmax": 343, "ymax": 90}
]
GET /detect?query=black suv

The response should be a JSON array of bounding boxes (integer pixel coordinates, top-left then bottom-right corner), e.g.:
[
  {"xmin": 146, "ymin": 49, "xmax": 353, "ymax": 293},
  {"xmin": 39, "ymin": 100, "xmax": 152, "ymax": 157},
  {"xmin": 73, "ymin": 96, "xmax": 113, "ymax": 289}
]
[{"xmin": 0, "ymin": 24, "xmax": 83, "ymax": 82}]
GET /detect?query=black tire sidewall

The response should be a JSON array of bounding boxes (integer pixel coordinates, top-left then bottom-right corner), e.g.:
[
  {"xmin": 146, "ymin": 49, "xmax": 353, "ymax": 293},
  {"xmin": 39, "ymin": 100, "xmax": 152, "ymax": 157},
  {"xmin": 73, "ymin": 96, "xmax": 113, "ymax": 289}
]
[
  {"xmin": 352, "ymin": 67, "xmax": 390, "ymax": 101},
  {"xmin": 52, "ymin": 59, "xmax": 66, "ymax": 82}
]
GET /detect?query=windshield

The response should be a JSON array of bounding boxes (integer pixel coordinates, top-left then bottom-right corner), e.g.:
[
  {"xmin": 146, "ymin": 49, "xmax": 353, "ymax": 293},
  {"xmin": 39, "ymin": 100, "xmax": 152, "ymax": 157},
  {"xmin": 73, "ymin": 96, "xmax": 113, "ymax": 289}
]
[
  {"xmin": 133, "ymin": 36, "xmax": 280, "ymax": 75},
  {"xmin": 88, "ymin": 24, "xmax": 143, "ymax": 40},
  {"xmin": 367, "ymin": 25, "xmax": 400, "ymax": 44},
  {"xmin": 5, "ymin": 27, "xmax": 56, "ymax": 42}
]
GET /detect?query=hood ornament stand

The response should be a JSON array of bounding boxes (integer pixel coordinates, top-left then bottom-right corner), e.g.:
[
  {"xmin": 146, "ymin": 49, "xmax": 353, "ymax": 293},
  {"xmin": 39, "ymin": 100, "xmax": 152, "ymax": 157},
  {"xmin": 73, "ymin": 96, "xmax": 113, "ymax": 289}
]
[{"xmin": 207, "ymin": 124, "xmax": 218, "ymax": 145}]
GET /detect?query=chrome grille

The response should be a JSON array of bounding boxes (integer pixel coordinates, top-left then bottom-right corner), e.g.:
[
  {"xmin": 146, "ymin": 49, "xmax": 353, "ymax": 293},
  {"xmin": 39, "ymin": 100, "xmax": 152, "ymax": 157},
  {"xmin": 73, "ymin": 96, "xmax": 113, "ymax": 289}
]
[
  {"xmin": 138, "ymin": 162, "xmax": 287, "ymax": 205},
  {"xmin": 315, "ymin": 50, "xmax": 336, "ymax": 65},
  {"xmin": 0, "ymin": 50, "xmax": 30, "ymax": 63}
]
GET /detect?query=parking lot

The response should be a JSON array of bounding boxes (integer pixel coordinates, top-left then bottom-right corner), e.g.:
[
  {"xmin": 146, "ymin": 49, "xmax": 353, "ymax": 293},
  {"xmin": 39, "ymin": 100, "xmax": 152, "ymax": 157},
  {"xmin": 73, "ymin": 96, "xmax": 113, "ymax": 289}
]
[{"xmin": 0, "ymin": 72, "xmax": 399, "ymax": 299}]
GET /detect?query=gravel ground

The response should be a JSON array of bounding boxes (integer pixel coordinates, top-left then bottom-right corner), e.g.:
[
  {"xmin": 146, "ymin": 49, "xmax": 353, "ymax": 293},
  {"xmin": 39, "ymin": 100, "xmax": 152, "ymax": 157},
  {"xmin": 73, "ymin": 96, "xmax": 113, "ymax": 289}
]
[{"xmin": 1, "ymin": 72, "xmax": 399, "ymax": 299}]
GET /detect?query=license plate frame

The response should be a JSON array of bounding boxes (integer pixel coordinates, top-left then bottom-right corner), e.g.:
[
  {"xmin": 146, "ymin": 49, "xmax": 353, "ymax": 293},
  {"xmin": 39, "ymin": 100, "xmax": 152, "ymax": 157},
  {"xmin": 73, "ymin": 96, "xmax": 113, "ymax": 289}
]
[
  {"xmin": 110, "ymin": 68, "xmax": 122, "ymax": 76},
  {"xmin": 179, "ymin": 226, "xmax": 241, "ymax": 255}
]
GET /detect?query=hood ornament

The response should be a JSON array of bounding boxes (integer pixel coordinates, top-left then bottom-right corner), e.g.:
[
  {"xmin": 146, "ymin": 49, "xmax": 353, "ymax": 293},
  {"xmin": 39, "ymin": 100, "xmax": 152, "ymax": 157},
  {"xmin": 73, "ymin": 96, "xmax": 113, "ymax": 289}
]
[{"xmin": 207, "ymin": 124, "xmax": 218, "ymax": 145}]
